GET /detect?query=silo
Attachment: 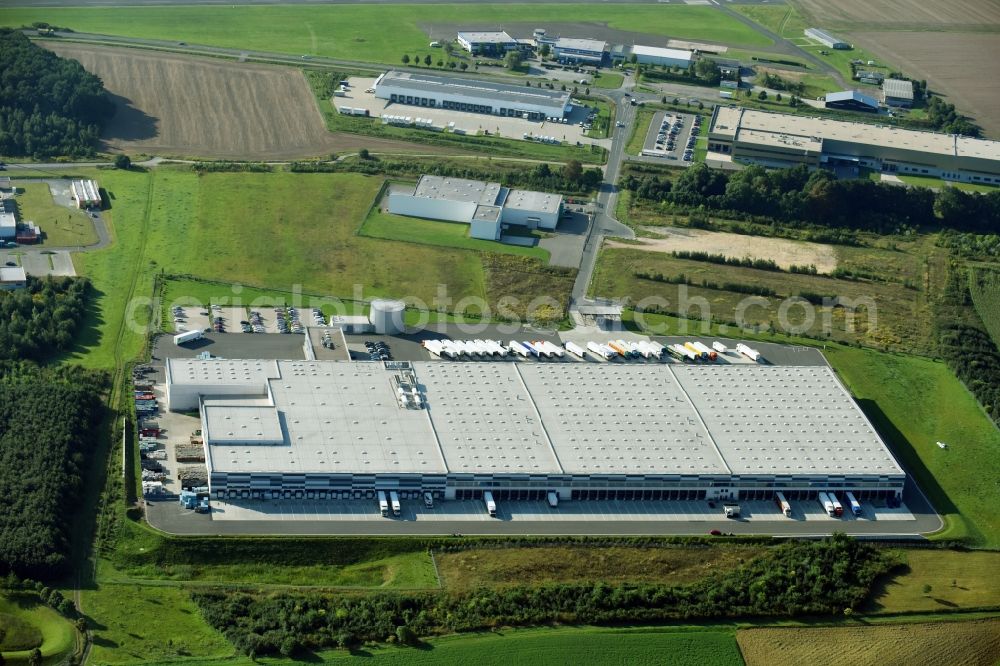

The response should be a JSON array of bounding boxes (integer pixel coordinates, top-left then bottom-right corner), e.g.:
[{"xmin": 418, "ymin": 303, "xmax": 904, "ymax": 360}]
[{"xmin": 369, "ymin": 299, "xmax": 406, "ymax": 335}]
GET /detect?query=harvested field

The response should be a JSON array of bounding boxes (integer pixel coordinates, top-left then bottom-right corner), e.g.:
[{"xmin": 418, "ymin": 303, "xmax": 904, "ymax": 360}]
[
  {"xmin": 848, "ymin": 31, "xmax": 1000, "ymax": 137},
  {"xmin": 737, "ymin": 619, "xmax": 1000, "ymax": 666},
  {"xmin": 44, "ymin": 44, "xmax": 434, "ymax": 159},
  {"xmin": 606, "ymin": 226, "xmax": 838, "ymax": 273},
  {"xmin": 791, "ymin": 0, "xmax": 1000, "ymax": 29}
]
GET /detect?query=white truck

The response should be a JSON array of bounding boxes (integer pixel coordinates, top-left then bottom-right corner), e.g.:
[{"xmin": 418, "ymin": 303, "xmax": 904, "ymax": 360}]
[
  {"xmin": 389, "ymin": 490, "xmax": 401, "ymax": 517},
  {"xmin": 564, "ymin": 341, "xmax": 586, "ymax": 359},
  {"xmin": 173, "ymin": 329, "xmax": 204, "ymax": 346},
  {"xmin": 818, "ymin": 492, "xmax": 837, "ymax": 517},
  {"xmin": 483, "ymin": 491, "xmax": 497, "ymax": 518},
  {"xmin": 736, "ymin": 343, "xmax": 762, "ymax": 362},
  {"xmin": 423, "ymin": 491, "xmax": 434, "ymax": 508},
  {"xmin": 378, "ymin": 491, "xmax": 389, "ymax": 517},
  {"xmin": 845, "ymin": 491, "xmax": 863, "ymax": 518},
  {"xmin": 547, "ymin": 491, "xmax": 559, "ymax": 508},
  {"xmin": 723, "ymin": 503, "xmax": 741, "ymax": 518},
  {"xmin": 774, "ymin": 492, "xmax": 792, "ymax": 517}
]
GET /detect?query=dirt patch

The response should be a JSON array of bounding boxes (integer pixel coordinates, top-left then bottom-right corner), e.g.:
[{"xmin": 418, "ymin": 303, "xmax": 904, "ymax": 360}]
[
  {"xmin": 44, "ymin": 43, "xmax": 442, "ymax": 159},
  {"xmin": 792, "ymin": 0, "xmax": 1000, "ymax": 29},
  {"xmin": 606, "ymin": 226, "xmax": 837, "ymax": 273},
  {"xmin": 420, "ymin": 21, "xmax": 733, "ymax": 50},
  {"xmin": 849, "ymin": 31, "xmax": 1000, "ymax": 137}
]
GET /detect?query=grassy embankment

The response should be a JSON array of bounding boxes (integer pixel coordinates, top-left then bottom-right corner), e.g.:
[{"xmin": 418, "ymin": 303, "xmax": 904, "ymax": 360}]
[
  {"xmin": 589, "ymin": 71, "xmax": 624, "ymax": 90},
  {"xmin": 898, "ymin": 174, "xmax": 1000, "ymax": 193},
  {"xmin": 14, "ymin": 182, "xmax": 98, "ymax": 246},
  {"xmin": 5, "ymin": 4, "xmax": 771, "ymax": 64},
  {"xmin": 969, "ymin": 266, "xmax": 1000, "ymax": 346},
  {"xmin": 0, "ymin": 594, "xmax": 78, "ymax": 665}
]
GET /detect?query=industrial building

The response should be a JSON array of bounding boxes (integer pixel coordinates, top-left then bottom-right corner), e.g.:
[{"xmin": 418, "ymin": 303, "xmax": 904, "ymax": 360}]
[
  {"xmin": 804, "ymin": 28, "xmax": 850, "ymax": 50},
  {"xmin": 387, "ymin": 175, "xmax": 563, "ymax": 240},
  {"xmin": 0, "ymin": 199, "xmax": 15, "ymax": 240},
  {"xmin": 165, "ymin": 359, "xmax": 906, "ymax": 503},
  {"xmin": 0, "ymin": 266, "xmax": 27, "ymax": 290},
  {"xmin": 374, "ymin": 70, "xmax": 571, "ymax": 120},
  {"xmin": 629, "ymin": 45, "xmax": 694, "ymax": 69},
  {"xmin": 708, "ymin": 106, "xmax": 1000, "ymax": 184},
  {"xmin": 534, "ymin": 30, "xmax": 607, "ymax": 65},
  {"xmin": 824, "ymin": 90, "xmax": 879, "ymax": 113},
  {"xmin": 71, "ymin": 179, "xmax": 101, "ymax": 209},
  {"xmin": 882, "ymin": 79, "xmax": 915, "ymax": 108},
  {"xmin": 456, "ymin": 31, "xmax": 519, "ymax": 56}
]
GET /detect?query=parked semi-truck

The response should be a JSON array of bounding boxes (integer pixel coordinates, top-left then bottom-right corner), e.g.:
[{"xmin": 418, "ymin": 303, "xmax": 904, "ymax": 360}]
[
  {"xmin": 389, "ymin": 491, "xmax": 401, "ymax": 517},
  {"xmin": 509, "ymin": 340, "xmax": 532, "ymax": 358},
  {"xmin": 173, "ymin": 330, "xmax": 204, "ymax": 346},
  {"xmin": 723, "ymin": 503, "xmax": 741, "ymax": 518},
  {"xmin": 818, "ymin": 492, "xmax": 837, "ymax": 517},
  {"xmin": 845, "ymin": 491, "xmax": 863, "ymax": 517},
  {"xmin": 587, "ymin": 341, "xmax": 615, "ymax": 360},
  {"xmin": 564, "ymin": 341, "xmax": 586, "ymax": 358},
  {"xmin": 736, "ymin": 343, "xmax": 762, "ymax": 362},
  {"xmin": 669, "ymin": 343, "xmax": 696, "ymax": 361},
  {"xmin": 547, "ymin": 491, "xmax": 559, "ymax": 508},
  {"xmin": 830, "ymin": 493, "xmax": 844, "ymax": 517},
  {"xmin": 378, "ymin": 491, "xmax": 389, "ymax": 517},
  {"xmin": 692, "ymin": 341, "xmax": 718, "ymax": 361},
  {"xmin": 684, "ymin": 342, "xmax": 708, "ymax": 360},
  {"xmin": 484, "ymin": 491, "xmax": 497, "ymax": 518},
  {"xmin": 774, "ymin": 492, "xmax": 792, "ymax": 517},
  {"xmin": 712, "ymin": 341, "xmax": 728, "ymax": 354}
]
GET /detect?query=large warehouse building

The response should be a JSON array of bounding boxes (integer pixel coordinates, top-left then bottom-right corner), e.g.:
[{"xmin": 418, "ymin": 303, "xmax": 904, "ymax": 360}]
[
  {"xmin": 804, "ymin": 28, "xmax": 850, "ymax": 49},
  {"xmin": 374, "ymin": 70, "xmax": 571, "ymax": 120},
  {"xmin": 71, "ymin": 179, "xmax": 101, "ymax": 209},
  {"xmin": 387, "ymin": 175, "xmax": 562, "ymax": 240},
  {"xmin": 629, "ymin": 45, "xmax": 694, "ymax": 69},
  {"xmin": 708, "ymin": 107, "xmax": 1000, "ymax": 184},
  {"xmin": 165, "ymin": 359, "xmax": 906, "ymax": 503}
]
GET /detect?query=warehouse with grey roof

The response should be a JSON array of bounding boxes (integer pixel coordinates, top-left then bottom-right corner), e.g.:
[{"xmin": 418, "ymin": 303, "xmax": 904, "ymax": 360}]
[{"xmin": 166, "ymin": 359, "xmax": 906, "ymax": 503}]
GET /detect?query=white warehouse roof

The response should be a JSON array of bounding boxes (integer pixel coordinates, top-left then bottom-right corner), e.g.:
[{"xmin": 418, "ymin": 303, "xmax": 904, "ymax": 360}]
[
  {"xmin": 631, "ymin": 45, "xmax": 693, "ymax": 63},
  {"xmin": 457, "ymin": 30, "xmax": 515, "ymax": 44},
  {"xmin": 168, "ymin": 359, "xmax": 905, "ymax": 479}
]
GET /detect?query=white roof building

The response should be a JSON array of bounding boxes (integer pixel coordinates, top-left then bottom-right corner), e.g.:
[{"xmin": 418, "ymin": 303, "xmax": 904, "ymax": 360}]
[
  {"xmin": 0, "ymin": 265, "xmax": 27, "ymax": 290},
  {"xmin": 166, "ymin": 359, "xmax": 906, "ymax": 501},
  {"xmin": 631, "ymin": 45, "xmax": 694, "ymax": 69}
]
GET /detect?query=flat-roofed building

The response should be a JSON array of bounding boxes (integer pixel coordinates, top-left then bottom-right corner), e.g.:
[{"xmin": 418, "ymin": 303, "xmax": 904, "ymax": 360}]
[
  {"xmin": 374, "ymin": 70, "xmax": 571, "ymax": 120},
  {"xmin": 534, "ymin": 30, "xmax": 607, "ymax": 65},
  {"xmin": 708, "ymin": 106, "xmax": 1000, "ymax": 184},
  {"xmin": 456, "ymin": 30, "xmax": 518, "ymax": 56},
  {"xmin": 166, "ymin": 359, "xmax": 906, "ymax": 503},
  {"xmin": 883, "ymin": 79, "xmax": 915, "ymax": 108},
  {"xmin": 630, "ymin": 45, "xmax": 694, "ymax": 69},
  {"xmin": 0, "ymin": 199, "xmax": 15, "ymax": 240},
  {"xmin": 0, "ymin": 266, "xmax": 27, "ymax": 290},
  {"xmin": 804, "ymin": 28, "xmax": 850, "ymax": 49},
  {"xmin": 71, "ymin": 179, "xmax": 100, "ymax": 209},
  {"xmin": 386, "ymin": 175, "xmax": 563, "ymax": 240}
]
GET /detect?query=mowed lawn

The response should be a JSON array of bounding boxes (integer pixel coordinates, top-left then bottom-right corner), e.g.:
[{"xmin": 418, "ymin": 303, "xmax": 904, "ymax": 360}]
[
  {"xmin": 65, "ymin": 169, "xmax": 485, "ymax": 369},
  {"xmin": 15, "ymin": 182, "xmax": 98, "ymax": 247},
  {"xmin": 3, "ymin": 5, "xmax": 769, "ymax": 64},
  {"xmin": 737, "ymin": 619, "xmax": 1000, "ymax": 666},
  {"xmin": 0, "ymin": 594, "xmax": 77, "ymax": 664},
  {"xmin": 867, "ymin": 549, "xmax": 1000, "ymax": 613},
  {"xmin": 824, "ymin": 346, "xmax": 1000, "ymax": 547}
]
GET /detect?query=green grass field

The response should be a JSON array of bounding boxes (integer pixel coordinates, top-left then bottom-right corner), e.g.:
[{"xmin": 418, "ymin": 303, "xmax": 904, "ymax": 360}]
[
  {"xmin": 732, "ymin": 5, "xmax": 807, "ymax": 38},
  {"xmin": 14, "ymin": 182, "xmax": 98, "ymax": 247},
  {"xmin": 824, "ymin": 346, "xmax": 1000, "ymax": 547},
  {"xmin": 361, "ymin": 208, "xmax": 550, "ymax": 261},
  {"xmin": 868, "ymin": 550, "xmax": 1000, "ymax": 613},
  {"xmin": 0, "ymin": 594, "xmax": 77, "ymax": 665},
  {"xmin": 626, "ymin": 106, "xmax": 657, "ymax": 156},
  {"xmin": 898, "ymin": 175, "xmax": 1000, "ymax": 193},
  {"xmin": 969, "ymin": 267, "xmax": 1000, "ymax": 346},
  {"xmin": 589, "ymin": 71, "xmax": 624, "ymax": 90},
  {"xmin": 6, "ymin": 5, "xmax": 770, "ymax": 65}
]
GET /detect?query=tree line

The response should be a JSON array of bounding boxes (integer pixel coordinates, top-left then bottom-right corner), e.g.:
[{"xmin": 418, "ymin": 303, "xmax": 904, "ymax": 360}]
[
  {"xmin": 0, "ymin": 276, "xmax": 90, "ymax": 361},
  {"xmin": 0, "ymin": 361, "xmax": 107, "ymax": 578},
  {"xmin": 621, "ymin": 163, "xmax": 1000, "ymax": 234},
  {"xmin": 0, "ymin": 29, "xmax": 115, "ymax": 158},
  {"xmin": 193, "ymin": 535, "xmax": 895, "ymax": 657}
]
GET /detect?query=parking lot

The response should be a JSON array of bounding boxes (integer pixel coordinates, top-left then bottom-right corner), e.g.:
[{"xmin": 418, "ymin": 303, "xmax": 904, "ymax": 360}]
[
  {"xmin": 641, "ymin": 110, "xmax": 700, "ymax": 163},
  {"xmin": 152, "ymin": 330, "xmax": 309, "ymax": 362},
  {"xmin": 0, "ymin": 250, "xmax": 76, "ymax": 277},
  {"xmin": 339, "ymin": 77, "xmax": 606, "ymax": 146},
  {"xmin": 171, "ymin": 304, "xmax": 328, "ymax": 334}
]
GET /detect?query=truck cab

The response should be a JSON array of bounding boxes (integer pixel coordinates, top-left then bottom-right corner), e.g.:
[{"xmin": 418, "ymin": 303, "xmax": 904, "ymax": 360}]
[
  {"xmin": 723, "ymin": 503, "xmax": 740, "ymax": 518},
  {"xmin": 423, "ymin": 491, "xmax": 434, "ymax": 509},
  {"xmin": 378, "ymin": 491, "xmax": 389, "ymax": 517}
]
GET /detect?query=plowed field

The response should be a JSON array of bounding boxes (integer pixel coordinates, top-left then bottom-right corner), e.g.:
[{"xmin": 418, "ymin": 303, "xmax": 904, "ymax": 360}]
[
  {"xmin": 45, "ymin": 43, "xmax": 432, "ymax": 159},
  {"xmin": 792, "ymin": 0, "xmax": 1000, "ymax": 29}
]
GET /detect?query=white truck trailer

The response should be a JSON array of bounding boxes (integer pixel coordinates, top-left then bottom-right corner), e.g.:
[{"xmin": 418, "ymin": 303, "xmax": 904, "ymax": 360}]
[
  {"xmin": 389, "ymin": 491, "xmax": 401, "ymax": 517},
  {"xmin": 173, "ymin": 330, "xmax": 204, "ymax": 346},
  {"xmin": 378, "ymin": 491, "xmax": 389, "ymax": 517},
  {"xmin": 723, "ymin": 503, "xmax": 741, "ymax": 518},
  {"xmin": 564, "ymin": 341, "xmax": 586, "ymax": 358},
  {"xmin": 712, "ymin": 341, "xmax": 728, "ymax": 354},
  {"xmin": 736, "ymin": 343, "xmax": 762, "ymax": 362},
  {"xmin": 509, "ymin": 340, "xmax": 532, "ymax": 358},
  {"xmin": 483, "ymin": 491, "xmax": 497, "ymax": 518},
  {"xmin": 845, "ymin": 491, "xmax": 863, "ymax": 518},
  {"xmin": 547, "ymin": 491, "xmax": 559, "ymax": 508},
  {"xmin": 587, "ymin": 341, "xmax": 615, "ymax": 360},
  {"xmin": 774, "ymin": 492, "xmax": 792, "ymax": 517},
  {"xmin": 818, "ymin": 492, "xmax": 837, "ymax": 517}
]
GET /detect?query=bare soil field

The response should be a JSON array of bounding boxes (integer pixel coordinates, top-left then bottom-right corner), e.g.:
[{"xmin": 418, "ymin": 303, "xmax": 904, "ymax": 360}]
[
  {"xmin": 792, "ymin": 0, "xmax": 1000, "ymax": 30},
  {"xmin": 738, "ymin": 619, "xmax": 1000, "ymax": 666},
  {"xmin": 45, "ymin": 44, "xmax": 435, "ymax": 159},
  {"xmin": 605, "ymin": 226, "xmax": 838, "ymax": 273},
  {"xmin": 849, "ymin": 31, "xmax": 1000, "ymax": 137}
]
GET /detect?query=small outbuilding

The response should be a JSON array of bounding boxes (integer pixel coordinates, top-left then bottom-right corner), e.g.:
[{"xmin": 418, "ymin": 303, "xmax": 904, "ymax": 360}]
[
  {"xmin": 0, "ymin": 266, "xmax": 27, "ymax": 290},
  {"xmin": 825, "ymin": 90, "xmax": 879, "ymax": 113},
  {"xmin": 882, "ymin": 79, "xmax": 915, "ymax": 108}
]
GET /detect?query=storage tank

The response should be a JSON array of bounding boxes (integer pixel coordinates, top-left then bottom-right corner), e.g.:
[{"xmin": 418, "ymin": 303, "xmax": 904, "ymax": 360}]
[{"xmin": 369, "ymin": 299, "xmax": 406, "ymax": 334}]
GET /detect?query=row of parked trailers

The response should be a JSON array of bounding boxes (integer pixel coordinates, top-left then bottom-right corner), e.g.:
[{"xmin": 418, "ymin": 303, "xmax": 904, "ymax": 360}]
[{"xmin": 422, "ymin": 338, "xmax": 764, "ymax": 363}]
